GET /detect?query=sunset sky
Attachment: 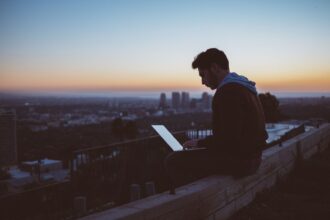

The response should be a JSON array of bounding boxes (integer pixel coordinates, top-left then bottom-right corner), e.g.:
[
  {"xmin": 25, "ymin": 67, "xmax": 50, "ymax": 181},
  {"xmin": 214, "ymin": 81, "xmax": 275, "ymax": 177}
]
[{"xmin": 1, "ymin": 0, "xmax": 330, "ymax": 97}]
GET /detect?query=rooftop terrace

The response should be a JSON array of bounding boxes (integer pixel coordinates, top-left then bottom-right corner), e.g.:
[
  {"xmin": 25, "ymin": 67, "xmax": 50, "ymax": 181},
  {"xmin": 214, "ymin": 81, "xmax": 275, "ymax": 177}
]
[{"xmin": 80, "ymin": 123, "xmax": 330, "ymax": 220}]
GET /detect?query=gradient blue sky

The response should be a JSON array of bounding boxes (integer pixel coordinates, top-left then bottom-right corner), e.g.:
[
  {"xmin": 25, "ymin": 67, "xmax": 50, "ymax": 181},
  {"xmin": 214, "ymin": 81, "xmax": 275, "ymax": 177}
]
[{"xmin": 1, "ymin": 0, "xmax": 330, "ymax": 96}]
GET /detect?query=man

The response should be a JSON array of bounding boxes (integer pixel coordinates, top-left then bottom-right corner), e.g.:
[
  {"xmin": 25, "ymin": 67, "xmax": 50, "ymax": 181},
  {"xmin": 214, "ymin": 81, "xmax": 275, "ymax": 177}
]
[{"xmin": 165, "ymin": 48, "xmax": 268, "ymax": 190}]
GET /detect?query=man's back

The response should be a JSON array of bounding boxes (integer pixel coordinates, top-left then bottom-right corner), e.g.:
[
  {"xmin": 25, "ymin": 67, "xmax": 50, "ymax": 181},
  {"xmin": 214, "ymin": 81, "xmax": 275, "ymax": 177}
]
[{"xmin": 199, "ymin": 83, "xmax": 268, "ymax": 159}]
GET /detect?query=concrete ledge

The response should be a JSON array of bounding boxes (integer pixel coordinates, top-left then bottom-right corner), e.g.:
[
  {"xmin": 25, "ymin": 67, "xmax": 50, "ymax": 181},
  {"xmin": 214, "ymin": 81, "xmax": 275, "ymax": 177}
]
[{"xmin": 81, "ymin": 124, "xmax": 330, "ymax": 220}]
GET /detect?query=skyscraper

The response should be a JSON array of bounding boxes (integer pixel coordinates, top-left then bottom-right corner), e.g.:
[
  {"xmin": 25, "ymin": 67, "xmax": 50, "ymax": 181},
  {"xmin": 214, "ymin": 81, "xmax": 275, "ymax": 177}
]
[
  {"xmin": 0, "ymin": 109, "xmax": 17, "ymax": 166},
  {"xmin": 202, "ymin": 92, "xmax": 211, "ymax": 109},
  {"xmin": 172, "ymin": 92, "xmax": 181, "ymax": 109},
  {"xmin": 159, "ymin": 93, "xmax": 167, "ymax": 109},
  {"xmin": 181, "ymin": 92, "xmax": 190, "ymax": 108}
]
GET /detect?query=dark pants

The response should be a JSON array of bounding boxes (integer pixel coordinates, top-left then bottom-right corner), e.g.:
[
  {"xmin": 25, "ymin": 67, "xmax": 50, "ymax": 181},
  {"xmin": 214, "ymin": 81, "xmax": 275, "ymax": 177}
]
[{"xmin": 164, "ymin": 148, "xmax": 261, "ymax": 193}]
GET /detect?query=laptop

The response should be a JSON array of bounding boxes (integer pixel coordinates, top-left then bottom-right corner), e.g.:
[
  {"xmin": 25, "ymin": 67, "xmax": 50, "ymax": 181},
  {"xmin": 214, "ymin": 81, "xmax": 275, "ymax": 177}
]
[{"xmin": 151, "ymin": 125, "xmax": 184, "ymax": 151}]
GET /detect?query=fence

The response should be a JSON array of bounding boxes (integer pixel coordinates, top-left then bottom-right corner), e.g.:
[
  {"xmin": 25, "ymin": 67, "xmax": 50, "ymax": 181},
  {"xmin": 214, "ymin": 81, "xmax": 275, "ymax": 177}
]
[
  {"xmin": 70, "ymin": 131, "xmax": 189, "ymax": 210},
  {"xmin": 0, "ymin": 130, "xmax": 191, "ymax": 219}
]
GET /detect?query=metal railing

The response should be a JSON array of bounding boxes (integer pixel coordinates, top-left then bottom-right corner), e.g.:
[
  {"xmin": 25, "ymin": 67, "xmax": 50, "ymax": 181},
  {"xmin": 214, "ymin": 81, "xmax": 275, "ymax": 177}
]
[
  {"xmin": 70, "ymin": 131, "xmax": 189, "ymax": 209},
  {"xmin": 0, "ymin": 130, "xmax": 192, "ymax": 219}
]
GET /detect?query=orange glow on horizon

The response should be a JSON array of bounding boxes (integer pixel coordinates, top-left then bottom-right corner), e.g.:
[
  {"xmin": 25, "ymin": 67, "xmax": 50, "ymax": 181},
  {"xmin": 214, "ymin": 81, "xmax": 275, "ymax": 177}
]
[
  {"xmin": 256, "ymin": 72, "xmax": 330, "ymax": 92},
  {"xmin": 1, "ymin": 69, "xmax": 329, "ymax": 93}
]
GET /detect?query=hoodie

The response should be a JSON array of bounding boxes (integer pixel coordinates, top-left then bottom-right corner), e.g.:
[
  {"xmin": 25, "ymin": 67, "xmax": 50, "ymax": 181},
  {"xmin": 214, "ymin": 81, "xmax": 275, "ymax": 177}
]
[
  {"xmin": 198, "ymin": 71, "xmax": 268, "ymax": 161},
  {"xmin": 218, "ymin": 72, "xmax": 258, "ymax": 95}
]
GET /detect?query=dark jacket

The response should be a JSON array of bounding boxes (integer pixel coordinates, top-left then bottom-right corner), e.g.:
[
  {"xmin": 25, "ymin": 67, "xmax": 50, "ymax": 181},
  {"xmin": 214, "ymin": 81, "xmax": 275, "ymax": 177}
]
[{"xmin": 198, "ymin": 83, "xmax": 268, "ymax": 160}]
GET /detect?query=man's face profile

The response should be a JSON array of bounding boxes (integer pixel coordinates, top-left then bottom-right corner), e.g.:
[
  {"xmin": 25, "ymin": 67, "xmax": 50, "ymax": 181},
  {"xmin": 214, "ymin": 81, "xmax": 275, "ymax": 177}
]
[{"xmin": 198, "ymin": 68, "xmax": 218, "ymax": 90}]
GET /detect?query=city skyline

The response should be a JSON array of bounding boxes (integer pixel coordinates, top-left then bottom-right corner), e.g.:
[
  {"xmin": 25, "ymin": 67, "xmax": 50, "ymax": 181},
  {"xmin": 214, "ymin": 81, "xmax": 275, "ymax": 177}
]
[{"xmin": 1, "ymin": 0, "xmax": 330, "ymax": 95}]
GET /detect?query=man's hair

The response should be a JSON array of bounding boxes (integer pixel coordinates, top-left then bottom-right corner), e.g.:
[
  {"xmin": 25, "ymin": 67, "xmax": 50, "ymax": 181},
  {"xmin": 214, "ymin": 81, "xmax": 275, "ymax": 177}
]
[{"xmin": 192, "ymin": 48, "xmax": 229, "ymax": 70}]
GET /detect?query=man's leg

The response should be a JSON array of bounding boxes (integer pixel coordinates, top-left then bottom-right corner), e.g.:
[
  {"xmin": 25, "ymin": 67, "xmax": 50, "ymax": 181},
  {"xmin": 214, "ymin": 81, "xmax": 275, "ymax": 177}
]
[{"xmin": 164, "ymin": 148, "xmax": 217, "ymax": 193}]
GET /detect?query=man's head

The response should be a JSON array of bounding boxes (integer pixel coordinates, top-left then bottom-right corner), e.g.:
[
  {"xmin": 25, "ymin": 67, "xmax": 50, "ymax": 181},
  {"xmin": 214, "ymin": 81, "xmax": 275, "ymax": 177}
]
[{"xmin": 192, "ymin": 48, "xmax": 230, "ymax": 90}]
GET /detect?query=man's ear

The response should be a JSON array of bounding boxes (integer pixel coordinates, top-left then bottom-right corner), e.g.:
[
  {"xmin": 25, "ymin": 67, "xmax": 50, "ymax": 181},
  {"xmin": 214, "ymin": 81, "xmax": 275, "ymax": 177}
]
[{"xmin": 210, "ymin": 63, "xmax": 219, "ymax": 72}]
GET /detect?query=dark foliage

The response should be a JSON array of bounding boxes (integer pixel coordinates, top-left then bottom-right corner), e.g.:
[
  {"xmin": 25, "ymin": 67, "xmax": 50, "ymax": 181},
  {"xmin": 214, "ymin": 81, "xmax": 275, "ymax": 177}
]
[{"xmin": 259, "ymin": 92, "xmax": 282, "ymax": 122}]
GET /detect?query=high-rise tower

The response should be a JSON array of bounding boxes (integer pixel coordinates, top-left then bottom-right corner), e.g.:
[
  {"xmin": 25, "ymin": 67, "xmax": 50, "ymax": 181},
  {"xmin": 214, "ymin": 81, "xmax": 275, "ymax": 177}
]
[
  {"xmin": 159, "ymin": 93, "xmax": 167, "ymax": 109},
  {"xmin": 181, "ymin": 92, "xmax": 190, "ymax": 108},
  {"xmin": 171, "ymin": 92, "xmax": 181, "ymax": 109}
]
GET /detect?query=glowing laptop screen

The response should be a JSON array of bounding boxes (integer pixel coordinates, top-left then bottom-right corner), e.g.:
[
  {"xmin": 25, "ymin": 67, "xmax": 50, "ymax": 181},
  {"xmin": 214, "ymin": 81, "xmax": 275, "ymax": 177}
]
[{"xmin": 152, "ymin": 125, "xmax": 183, "ymax": 151}]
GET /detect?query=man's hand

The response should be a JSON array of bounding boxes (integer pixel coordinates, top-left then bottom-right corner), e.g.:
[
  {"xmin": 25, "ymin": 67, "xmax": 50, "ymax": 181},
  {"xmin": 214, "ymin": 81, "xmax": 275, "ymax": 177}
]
[{"xmin": 183, "ymin": 139, "xmax": 199, "ymax": 149}]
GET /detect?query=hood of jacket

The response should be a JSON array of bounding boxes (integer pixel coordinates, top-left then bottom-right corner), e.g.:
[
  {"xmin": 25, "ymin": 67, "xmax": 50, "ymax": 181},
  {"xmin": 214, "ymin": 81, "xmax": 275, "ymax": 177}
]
[{"xmin": 218, "ymin": 72, "xmax": 258, "ymax": 95}]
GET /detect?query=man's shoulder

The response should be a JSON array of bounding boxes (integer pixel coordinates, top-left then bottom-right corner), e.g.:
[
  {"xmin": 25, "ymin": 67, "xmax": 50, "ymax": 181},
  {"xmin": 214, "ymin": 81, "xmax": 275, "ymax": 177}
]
[{"xmin": 216, "ymin": 83, "xmax": 252, "ymax": 97}]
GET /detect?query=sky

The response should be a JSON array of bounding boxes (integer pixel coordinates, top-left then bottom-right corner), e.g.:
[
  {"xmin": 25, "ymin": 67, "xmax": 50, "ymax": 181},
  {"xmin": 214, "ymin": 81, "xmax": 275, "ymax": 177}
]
[{"xmin": 1, "ymin": 0, "xmax": 330, "ymax": 97}]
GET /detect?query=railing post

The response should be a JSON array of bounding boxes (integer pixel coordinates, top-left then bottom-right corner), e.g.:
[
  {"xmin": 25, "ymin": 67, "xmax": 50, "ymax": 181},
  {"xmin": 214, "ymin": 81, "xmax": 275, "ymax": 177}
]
[
  {"xmin": 130, "ymin": 184, "xmax": 141, "ymax": 201},
  {"xmin": 145, "ymin": 181, "xmax": 156, "ymax": 196},
  {"xmin": 74, "ymin": 196, "xmax": 86, "ymax": 216}
]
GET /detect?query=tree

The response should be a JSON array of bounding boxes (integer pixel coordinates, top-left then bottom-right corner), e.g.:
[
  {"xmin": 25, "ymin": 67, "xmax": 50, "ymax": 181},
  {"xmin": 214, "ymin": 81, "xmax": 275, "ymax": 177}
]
[
  {"xmin": 124, "ymin": 120, "xmax": 138, "ymax": 139},
  {"xmin": 259, "ymin": 92, "xmax": 282, "ymax": 122}
]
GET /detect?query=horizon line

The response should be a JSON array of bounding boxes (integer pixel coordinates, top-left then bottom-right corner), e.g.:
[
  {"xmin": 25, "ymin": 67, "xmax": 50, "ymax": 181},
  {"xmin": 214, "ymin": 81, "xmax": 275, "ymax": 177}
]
[{"xmin": 1, "ymin": 90, "xmax": 330, "ymax": 99}]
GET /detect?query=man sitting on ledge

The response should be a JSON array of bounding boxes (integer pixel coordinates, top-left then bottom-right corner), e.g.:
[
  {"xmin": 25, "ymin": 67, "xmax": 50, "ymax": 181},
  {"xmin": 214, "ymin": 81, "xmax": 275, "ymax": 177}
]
[{"xmin": 165, "ymin": 48, "xmax": 268, "ymax": 189}]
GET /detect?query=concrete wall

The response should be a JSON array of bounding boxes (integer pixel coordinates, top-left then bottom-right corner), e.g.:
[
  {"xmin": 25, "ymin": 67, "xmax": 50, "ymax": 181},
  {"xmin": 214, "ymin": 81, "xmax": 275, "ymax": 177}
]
[{"xmin": 81, "ymin": 124, "xmax": 330, "ymax": 220}]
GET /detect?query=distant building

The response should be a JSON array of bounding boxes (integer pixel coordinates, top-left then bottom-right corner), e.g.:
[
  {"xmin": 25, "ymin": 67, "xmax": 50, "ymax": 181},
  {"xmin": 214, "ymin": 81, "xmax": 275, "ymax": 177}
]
[
  {"xmin": 20, "ymin": 158, "xmax": 63, "ymax": 173},
  {"xmin": 202, "ymin": 92, "xmax": 212, "ymax": 109},
  {"xmin": 159, "ymin": 93, "xmax": 167, "ymax": 109},
  {"xmin": 172, "ymin": 92, "xmax": 181, "ymax": 109},
  {"xmin": 190, "ymin": 98, "xmax": 198, "ymax": 109},
  {"xmin": 8, "ymin": 158, "xmax": 68, "ymax": 188},
  {"xmin": 0, "ymin": 109, "xmax": 17, "ymax": 166},
  {"xmin": 181, "ymin": 92, "xmax": 190, "ymax": 108}
]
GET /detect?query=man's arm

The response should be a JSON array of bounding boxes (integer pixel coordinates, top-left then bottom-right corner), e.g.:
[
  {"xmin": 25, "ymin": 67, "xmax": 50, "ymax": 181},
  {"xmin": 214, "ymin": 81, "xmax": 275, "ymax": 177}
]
[{"xmin": 183, "ymin": 139, "xmax": 199, "ymax": 148}]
